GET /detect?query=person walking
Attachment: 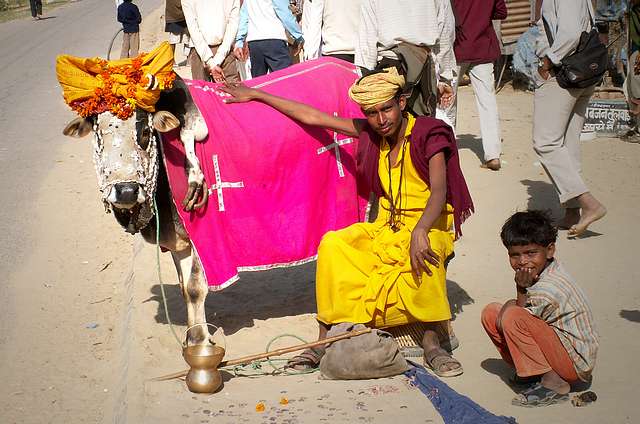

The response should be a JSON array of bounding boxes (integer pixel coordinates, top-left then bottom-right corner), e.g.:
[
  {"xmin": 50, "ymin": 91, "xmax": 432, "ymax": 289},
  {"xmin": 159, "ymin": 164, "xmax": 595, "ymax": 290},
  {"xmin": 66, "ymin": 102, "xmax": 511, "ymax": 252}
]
[
  {"xmin": 165, "ymin": 0, "xmax": 190, "ymax": 62},
  {"xmin": 302, "ymin": 0, "xmax": 361, "ymax": 63},
  {"xmin": 29, "ymin": 0, "xmax": 43, "ymax": 20},
  {"xmin": 450, "ymin": 0, "xmax": 507, "ymax": 171},
  {"xmin": 234, "ymin": 0, "xmax": 304, "ymax": 78},
  {"xmin": 182, "ymin": 0, "xmax": 240, "ymax": 83},
  {"xmin": 532, "ymin": 0, "xmax": 606, "ymax": 237},
  {"xmin": 117, "ymin": 0, "xmax": 142, "ymax": 59}
]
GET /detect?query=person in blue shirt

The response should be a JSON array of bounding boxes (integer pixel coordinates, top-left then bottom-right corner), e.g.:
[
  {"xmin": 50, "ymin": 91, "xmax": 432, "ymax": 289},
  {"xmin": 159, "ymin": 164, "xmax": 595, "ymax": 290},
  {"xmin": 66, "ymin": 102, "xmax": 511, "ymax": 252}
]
[
  {"xmin": 234, "ymin": 0, "xmax": 304, "ymax": 77},
  {"xmin": 117, "ymin": 0, "xmax": 142, "ymax": 59}
]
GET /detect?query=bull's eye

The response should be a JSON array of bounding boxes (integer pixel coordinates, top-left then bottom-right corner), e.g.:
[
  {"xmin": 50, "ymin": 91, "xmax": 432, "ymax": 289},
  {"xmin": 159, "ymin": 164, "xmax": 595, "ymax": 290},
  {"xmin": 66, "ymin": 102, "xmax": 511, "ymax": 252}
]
[{"xmin": 137, "ymin": 125, "xmax": 151, "ymax": 150}]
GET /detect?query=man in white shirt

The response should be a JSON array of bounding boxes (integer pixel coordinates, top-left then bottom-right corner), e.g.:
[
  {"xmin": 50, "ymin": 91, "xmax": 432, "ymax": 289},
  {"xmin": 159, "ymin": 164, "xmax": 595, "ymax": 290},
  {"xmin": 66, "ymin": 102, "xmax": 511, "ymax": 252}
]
[
  {"xmin": 355, "ymin": 0, "xmax": 456, "ymax": 117},
  {"xmin": 183, "ymin": 0, "xmax": 240, "ymax": 83},
  {"xmin": 302, "ymin": 0, "xmax": 361, "ymax": 63},
  {"xmin": 235, "ymin": 0, "xmax": 304, "ymax": 77}
]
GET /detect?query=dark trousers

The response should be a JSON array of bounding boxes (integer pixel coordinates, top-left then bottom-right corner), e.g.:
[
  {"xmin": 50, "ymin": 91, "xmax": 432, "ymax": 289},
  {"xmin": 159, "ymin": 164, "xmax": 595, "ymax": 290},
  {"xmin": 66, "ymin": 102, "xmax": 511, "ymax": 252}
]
[
  {"xmin": 248, "ymin": 39, "xmax": 292, "ymax": 77},
  {"xmin": 30, "ymin": 0, "xmax": 42, "ymax": 17}
]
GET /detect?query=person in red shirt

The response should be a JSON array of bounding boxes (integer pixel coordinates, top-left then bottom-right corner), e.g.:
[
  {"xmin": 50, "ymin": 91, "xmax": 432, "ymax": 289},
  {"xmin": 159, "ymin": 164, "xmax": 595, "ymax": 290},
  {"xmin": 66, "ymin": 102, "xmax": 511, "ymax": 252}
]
[{"xmin": 450, "ymin": 0, "xmax": 507, "ymax": 171}]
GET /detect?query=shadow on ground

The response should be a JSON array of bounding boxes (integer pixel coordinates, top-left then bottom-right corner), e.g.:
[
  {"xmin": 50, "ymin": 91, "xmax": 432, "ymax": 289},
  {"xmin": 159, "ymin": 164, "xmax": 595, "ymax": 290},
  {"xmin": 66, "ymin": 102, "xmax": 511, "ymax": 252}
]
[
  {"xmin": 620, "ymin": 309, "xmax": 640, "ymax": 323},
  {"xmin": 448, "ymin": 279, "xmax": 474, "ymax": 320},
  {"xmin": 457, "ymin": 133, "xmax": 484, "ymax": 164},
  {"xmin": 148, "ymin": 262, "xmax": 317, "ymax": 335},
  {"xmin": 148, "ymin": 265, "xmax": 475, "ymax": 335}
]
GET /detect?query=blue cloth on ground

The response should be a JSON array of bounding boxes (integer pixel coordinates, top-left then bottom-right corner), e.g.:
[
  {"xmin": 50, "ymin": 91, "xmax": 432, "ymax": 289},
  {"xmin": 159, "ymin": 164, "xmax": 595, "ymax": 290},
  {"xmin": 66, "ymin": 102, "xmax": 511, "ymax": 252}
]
[{"xmin": 405, "ymin": 365, "xmax": 517, "ymax": 424}]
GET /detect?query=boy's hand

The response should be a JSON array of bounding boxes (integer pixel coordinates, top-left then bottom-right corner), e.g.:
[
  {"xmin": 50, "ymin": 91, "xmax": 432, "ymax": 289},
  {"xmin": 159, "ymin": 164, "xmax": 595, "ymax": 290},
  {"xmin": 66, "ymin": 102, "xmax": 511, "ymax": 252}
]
[
  {"xmin": 514, "ymin": 267, "xmax": 537, "ymax": 289},
  {"xmin": 410, "ymin": 225, "xmax": 439, "ymax": 279}
]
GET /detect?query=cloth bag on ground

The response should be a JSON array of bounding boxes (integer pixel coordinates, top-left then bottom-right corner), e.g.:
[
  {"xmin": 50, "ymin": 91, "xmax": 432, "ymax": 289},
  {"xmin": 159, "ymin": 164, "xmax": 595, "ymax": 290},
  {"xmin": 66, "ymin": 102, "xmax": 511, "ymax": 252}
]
[{"xmin": 319, "ymin": 323, "xmax": 409, "ymax": 380}]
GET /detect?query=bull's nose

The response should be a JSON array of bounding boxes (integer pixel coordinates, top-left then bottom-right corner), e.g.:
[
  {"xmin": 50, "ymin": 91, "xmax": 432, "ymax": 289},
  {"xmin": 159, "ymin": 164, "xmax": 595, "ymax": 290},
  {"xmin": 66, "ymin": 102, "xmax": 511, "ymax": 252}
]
[{"xmin": 114, "ymin": 182, "xmax": 139, "ymax": 205}]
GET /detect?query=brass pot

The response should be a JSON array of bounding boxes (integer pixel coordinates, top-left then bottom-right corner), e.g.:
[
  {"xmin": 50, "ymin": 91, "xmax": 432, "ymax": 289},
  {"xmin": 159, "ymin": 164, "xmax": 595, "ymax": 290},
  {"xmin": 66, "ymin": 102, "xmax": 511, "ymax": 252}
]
[{"xmin": 182, "ymin": 323, "xmax": 225, "ymax": 394}]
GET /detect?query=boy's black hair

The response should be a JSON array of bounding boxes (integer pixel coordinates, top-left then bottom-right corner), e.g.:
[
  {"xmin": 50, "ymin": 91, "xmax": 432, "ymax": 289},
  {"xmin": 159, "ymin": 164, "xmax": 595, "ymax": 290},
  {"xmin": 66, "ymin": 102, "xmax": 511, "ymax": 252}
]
[{"xmin": 500, "ymin": 210, "xmax": 558, "ymax": 248}]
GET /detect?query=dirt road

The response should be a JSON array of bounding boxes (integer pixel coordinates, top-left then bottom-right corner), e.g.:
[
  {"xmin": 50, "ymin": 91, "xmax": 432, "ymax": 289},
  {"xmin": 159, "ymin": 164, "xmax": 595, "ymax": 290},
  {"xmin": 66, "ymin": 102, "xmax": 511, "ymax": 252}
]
[{"xmin": 0, "ymin": 1, "xmax": 161, "ymax": 422}]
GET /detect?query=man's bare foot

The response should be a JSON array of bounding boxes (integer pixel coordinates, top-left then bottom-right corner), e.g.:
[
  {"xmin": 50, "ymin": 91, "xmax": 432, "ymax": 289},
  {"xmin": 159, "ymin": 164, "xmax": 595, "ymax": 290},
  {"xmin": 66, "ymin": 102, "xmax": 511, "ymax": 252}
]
[
  {"xmin": 568, "ymin": 193, "xmax": 606, "ymax": 238},
  {"xmin": 481, "ymin": 158, "xmax": 501, "ymax": 171},
  {"xmin": 559, "ymin": 208, "xmax": 580, "ymax": 230}
]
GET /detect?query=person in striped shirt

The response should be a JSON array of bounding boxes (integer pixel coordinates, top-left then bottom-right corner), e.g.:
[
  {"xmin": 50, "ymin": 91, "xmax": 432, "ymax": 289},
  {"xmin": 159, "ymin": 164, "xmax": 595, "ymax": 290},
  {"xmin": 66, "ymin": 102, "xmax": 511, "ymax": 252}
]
[{"xmin": 481, "ymin": 210, "xmax": 599, "ymax": 407}]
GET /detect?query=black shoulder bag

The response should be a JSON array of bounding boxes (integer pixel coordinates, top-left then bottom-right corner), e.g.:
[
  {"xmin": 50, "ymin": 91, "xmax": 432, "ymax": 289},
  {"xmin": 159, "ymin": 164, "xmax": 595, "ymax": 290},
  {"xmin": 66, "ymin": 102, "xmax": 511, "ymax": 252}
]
[{"xmin": 541, "ymin": 2, "xmax": 607, "ymax": 89}]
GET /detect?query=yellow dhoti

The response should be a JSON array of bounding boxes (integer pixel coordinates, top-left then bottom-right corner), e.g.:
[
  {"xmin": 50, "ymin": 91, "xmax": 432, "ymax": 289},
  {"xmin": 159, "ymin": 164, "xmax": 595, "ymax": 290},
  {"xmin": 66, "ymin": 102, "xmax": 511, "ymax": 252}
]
[{"xmin": 316, "ymin": 115, "xmax": 454, "ymax": 328}]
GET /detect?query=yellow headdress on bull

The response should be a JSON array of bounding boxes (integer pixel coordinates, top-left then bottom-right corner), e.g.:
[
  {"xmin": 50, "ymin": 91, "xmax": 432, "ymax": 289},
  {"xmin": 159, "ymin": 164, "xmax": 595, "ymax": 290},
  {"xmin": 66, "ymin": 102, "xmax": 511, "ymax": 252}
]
[
  {"xmin": 56, "ymin": 42, "xmax": 176, "ymax": 120},
  {"xmin": 348, "ymin": 67, "xmax": 406, "ymax": 110}
]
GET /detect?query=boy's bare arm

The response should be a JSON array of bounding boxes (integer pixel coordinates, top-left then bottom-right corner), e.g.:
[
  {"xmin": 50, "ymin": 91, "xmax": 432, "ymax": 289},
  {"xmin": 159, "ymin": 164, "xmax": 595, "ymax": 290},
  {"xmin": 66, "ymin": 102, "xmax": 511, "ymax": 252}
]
[{"xmin": 220, "ymin": 83, "xmax": 362, "ymax": 137}]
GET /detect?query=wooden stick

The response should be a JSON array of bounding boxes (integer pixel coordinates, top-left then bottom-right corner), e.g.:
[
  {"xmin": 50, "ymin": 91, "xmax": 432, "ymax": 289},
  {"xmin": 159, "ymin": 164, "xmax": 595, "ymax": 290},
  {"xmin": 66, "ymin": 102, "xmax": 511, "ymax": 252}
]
[
  {"xmin": 221, "ymin": 328, "xmax": 372, "ymax": 367},
  {"xmin": 150, "ymin": 328, "xmax": 372, "ymax": 382}
]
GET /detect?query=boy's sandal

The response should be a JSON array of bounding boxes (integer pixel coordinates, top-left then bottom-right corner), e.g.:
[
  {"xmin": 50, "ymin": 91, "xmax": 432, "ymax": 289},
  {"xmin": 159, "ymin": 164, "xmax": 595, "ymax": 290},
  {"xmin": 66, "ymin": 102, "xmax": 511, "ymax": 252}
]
[
  {"xmin": 424, "ymin": 347, "xmax": 464, "ymax": 378},
  {"xmin": 509, "ymin": 373, "xmax": 541, "ymax": 387},
  {"xmin": 511, "ymin": 382, "xmax": 569, "ymax": 407},
  {"xmin": 285, "ymin": 347, "xmax": 324, "ymax": 371}
]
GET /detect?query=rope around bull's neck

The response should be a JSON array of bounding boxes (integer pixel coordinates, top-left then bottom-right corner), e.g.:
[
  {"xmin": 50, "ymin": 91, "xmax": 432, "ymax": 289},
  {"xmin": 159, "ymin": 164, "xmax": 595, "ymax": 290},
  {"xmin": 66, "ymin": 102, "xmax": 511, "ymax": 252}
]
[{"xmin": 154, "ymin": 197, "xmax": 183, "ymax": 347}]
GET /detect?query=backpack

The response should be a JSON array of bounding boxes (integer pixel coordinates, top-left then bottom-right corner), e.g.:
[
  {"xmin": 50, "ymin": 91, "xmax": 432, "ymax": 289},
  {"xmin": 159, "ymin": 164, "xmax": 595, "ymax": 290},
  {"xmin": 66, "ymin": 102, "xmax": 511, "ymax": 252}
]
[{"xmin": 542, "ymin": 2, "xmax": 607, "ymax": 89}]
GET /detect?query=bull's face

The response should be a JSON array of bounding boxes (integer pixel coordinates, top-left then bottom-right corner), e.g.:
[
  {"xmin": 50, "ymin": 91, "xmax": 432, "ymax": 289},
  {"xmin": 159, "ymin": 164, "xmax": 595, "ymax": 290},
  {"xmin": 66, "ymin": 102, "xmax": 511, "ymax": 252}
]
[{"xmin": 63, "ymin": 110, "xmax": 180, "ymax": 232}]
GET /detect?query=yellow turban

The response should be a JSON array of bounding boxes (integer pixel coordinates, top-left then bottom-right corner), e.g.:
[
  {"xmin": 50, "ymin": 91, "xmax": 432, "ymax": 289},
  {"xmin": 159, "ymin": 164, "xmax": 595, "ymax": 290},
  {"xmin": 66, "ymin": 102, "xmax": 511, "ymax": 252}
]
[
  {"xmin": 56, "ymin": 42, "xmax": 176, "ymax": 119},
  {"xmin": 348, "ymin": 67, "xmax": 406, "ymax": 110}
]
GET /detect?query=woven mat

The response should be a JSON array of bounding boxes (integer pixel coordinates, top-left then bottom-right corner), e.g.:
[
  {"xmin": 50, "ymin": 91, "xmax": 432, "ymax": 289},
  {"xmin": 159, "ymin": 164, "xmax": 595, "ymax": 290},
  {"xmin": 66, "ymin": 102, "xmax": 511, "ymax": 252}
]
[{"xmin": 387, "ymin": 322, "xmax": 459, "ymax": 358}]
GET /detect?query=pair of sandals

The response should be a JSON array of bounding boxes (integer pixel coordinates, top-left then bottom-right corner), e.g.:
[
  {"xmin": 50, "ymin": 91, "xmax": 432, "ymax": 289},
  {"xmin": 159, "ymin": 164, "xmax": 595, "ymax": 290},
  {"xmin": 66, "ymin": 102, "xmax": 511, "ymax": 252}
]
[
  {"xmin": 512, "ymin": 381, "xmax": 569, "ymax": 407},
  {"xmin": 287, "ymin": 346, "xmax": 465, "ymax": 378}
]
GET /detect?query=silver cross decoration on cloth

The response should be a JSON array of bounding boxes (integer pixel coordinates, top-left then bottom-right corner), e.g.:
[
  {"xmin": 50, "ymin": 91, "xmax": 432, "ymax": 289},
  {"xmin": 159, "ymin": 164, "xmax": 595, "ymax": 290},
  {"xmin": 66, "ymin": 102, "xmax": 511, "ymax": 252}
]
[
  {"xmin": 316, "ymin": 113, "xmax": 354, "ymax": 178},
  {"xmin": 208, "ymin": 154, "xmax": 244, "ymax": 212}
]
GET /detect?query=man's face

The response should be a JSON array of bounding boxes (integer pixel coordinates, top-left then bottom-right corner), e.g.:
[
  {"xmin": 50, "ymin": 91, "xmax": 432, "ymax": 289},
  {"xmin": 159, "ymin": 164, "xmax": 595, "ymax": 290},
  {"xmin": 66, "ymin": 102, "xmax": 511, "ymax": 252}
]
[
  {"xmin": 362, "ymin": 96, "xmax": 406, "ymax": 138},
  {"xmin": 507, "ymin": 243, "xmax": 555, "ymax": 284}
]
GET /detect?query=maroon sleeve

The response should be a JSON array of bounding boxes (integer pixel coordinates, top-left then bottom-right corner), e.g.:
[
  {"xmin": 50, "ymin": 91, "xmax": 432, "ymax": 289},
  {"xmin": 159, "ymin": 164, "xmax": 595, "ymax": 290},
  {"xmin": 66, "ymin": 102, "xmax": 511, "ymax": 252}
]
[
  {"xmin": 492, "ymin": 0, "xmax": 508, "ymax": 20},
  {"xmin": 423, "ymin": 134, "xmax": 453, "ymax": 163}
]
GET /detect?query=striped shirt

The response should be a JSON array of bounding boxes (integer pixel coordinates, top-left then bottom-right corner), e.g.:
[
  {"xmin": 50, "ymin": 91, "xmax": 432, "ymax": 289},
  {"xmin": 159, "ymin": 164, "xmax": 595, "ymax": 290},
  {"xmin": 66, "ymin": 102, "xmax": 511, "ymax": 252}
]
[{"xmin": 525, "ymin": 259, "xmax": 599, "ymax": 381}]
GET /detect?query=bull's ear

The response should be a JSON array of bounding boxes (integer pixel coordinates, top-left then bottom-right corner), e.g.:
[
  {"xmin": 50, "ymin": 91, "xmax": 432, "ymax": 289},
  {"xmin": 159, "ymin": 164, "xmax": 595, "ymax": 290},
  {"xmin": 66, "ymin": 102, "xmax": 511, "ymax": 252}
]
[
  {"xmin": 152, "ymin": 111, "xmax": 180, "ymax": 133},
  {"xmin": 63, "ymin": 117, "xmax": 93, "ymax": 138}
]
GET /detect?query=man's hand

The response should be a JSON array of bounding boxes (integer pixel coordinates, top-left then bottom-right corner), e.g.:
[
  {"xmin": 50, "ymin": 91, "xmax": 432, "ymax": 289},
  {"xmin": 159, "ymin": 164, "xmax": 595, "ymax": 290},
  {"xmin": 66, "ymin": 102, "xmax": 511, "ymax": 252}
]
[
  {"xmin": 438, "ymin": 82, "xmax": 454, "ymax": 108},
  {"xmin": 234, "ymin": 46, "xmax": 247, "ymax": 61},
  {"xmin": 219, "ymin": 82, "xmax": 259, "ymax": 103},
  {"xmin": 538, "ymin": 55, "xmax": 552, "ymax": 80},
  {"xmin": 209, "ymin": 65, "xmax": 225, "ymax": 83},
  {"xmin": 514, "ymin": 267, "xmax": 537, "ymax": 289},
  {"xmin": 410, "ymin": 225, "xmax": 439, "ymax": 279},
  {"xmin": 291, "ymin": 38, "xmax": 304, "ymax": 57}
]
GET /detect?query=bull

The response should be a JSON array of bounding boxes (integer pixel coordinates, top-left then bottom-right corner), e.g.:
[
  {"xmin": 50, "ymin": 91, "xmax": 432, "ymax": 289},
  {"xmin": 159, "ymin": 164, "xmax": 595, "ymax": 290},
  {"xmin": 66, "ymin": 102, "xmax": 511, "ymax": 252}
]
[{"xmin": 63, "ymin": 78, "xmax": 213, "ymax": 344}]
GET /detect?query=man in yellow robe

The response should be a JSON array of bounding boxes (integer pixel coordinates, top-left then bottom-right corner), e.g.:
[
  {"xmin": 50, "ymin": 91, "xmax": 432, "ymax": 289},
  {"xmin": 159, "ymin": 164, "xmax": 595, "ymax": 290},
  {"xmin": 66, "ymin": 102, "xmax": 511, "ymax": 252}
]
[{"xmin": 222, "ymin": 68, "xmax": 473, "ymax": 377}]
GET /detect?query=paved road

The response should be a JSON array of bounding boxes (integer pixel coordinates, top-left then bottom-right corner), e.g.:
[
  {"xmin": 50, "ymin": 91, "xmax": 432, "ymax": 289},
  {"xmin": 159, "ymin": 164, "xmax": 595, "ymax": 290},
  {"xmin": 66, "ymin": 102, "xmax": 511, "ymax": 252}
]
[{"xmin": 0, "ymin": 1, "xmax": 160, "ymax": 422}]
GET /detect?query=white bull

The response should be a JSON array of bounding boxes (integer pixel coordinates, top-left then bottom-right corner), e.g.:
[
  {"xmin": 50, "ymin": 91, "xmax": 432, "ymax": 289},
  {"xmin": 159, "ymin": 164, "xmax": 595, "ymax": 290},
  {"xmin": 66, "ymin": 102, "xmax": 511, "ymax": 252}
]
[{"xmin": 63, "ymin": 78, "xmax": 213, "ymax": 344}]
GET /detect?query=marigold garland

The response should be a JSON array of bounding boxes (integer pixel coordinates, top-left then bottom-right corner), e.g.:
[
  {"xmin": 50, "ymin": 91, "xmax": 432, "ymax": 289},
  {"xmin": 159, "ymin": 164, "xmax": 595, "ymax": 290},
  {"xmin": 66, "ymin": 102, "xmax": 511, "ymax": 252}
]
[{"xmin": 67, "ymin": 53, "xmax": 175, "ymax": 120}]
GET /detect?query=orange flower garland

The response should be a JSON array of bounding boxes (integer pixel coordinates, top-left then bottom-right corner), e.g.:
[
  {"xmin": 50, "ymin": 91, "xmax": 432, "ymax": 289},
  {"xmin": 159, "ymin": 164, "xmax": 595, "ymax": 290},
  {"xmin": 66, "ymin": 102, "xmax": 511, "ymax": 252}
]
[{"xmin": 68, "ymin": 54, "xmax": 175, "ymax": 120}]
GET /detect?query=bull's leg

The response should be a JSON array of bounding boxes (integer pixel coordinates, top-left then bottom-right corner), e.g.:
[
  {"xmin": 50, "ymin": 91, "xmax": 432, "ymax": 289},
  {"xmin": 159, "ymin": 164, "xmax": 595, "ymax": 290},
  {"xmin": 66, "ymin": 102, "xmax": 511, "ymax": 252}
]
[
  {"xmin": 180, "ymin": 129, "xmax": 208, "ymax": 211},
  {"xmin": 170, "ymin": 248, "xmax": 210, "ymax": 345}
]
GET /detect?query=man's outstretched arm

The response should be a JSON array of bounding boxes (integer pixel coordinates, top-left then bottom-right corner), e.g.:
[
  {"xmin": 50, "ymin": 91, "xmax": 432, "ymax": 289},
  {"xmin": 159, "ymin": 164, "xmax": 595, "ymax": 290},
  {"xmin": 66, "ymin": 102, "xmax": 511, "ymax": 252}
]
[{"xmin": 220, "ymin": 83, "xmax": 362, "ymax": 137}]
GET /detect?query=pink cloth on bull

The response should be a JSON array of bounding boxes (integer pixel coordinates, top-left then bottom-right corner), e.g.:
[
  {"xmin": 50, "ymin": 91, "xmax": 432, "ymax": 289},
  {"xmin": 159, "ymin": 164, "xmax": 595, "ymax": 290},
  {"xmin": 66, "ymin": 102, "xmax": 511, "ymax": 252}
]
[{"xmin": 161, "ymin": 58, "xmax": 366, "ymax": 289}]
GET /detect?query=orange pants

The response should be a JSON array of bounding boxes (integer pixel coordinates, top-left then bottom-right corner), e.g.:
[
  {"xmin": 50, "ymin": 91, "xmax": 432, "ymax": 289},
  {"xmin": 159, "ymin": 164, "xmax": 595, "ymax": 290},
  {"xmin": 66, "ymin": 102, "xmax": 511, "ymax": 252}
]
[{"xmin": 481, "ymin": 303, "xmax": 578, "ymax": 382}]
